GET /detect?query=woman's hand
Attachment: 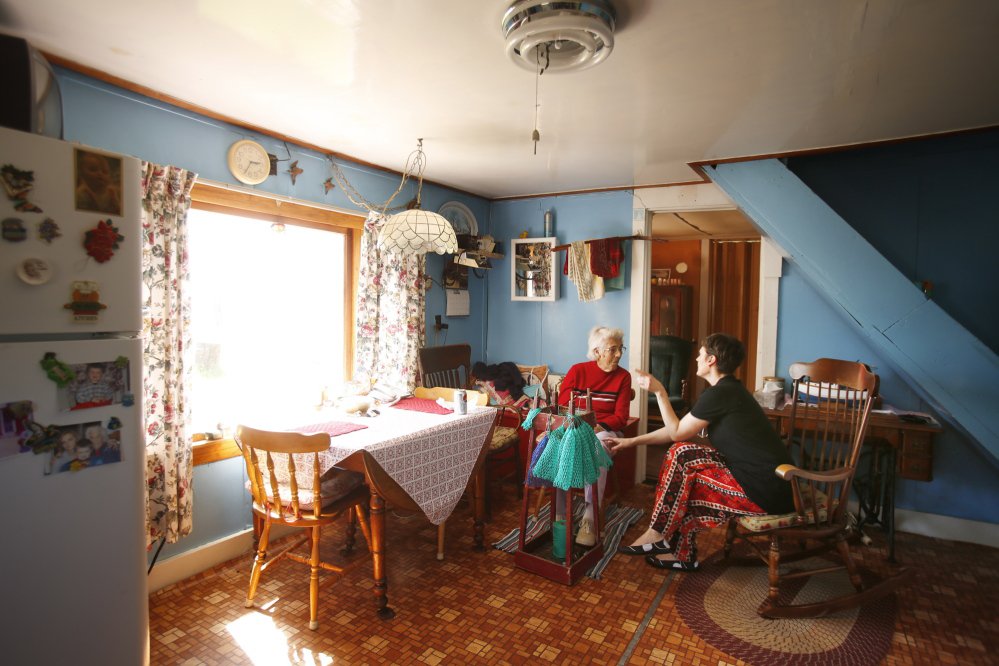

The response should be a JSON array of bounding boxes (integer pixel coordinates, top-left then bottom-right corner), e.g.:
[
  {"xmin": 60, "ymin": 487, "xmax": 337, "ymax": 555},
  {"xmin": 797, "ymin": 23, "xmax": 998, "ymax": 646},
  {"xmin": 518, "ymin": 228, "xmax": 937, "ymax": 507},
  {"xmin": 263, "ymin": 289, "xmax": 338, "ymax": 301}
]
[
  {"xmin": 606, "ymin": 436, "xmax": 635, "ymax": 454},
  {"xmin": 634, "ymin": 369, "xmax": 667, "ymax": 396}
]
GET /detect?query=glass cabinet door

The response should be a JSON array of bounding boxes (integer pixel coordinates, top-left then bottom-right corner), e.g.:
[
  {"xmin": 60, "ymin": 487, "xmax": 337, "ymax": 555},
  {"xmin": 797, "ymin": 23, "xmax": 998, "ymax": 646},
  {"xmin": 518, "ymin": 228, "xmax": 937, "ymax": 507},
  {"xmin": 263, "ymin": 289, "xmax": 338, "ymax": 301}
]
[{"xmin": 511, "ymin": 237, "xmax": 558, "ymax": 301}]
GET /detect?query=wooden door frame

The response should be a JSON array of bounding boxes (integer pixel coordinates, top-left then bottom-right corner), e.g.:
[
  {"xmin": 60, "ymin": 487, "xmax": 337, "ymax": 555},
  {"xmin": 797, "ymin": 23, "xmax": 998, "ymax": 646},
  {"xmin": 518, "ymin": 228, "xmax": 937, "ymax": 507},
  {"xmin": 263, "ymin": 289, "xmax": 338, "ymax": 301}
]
[{"xmin": 627, "ymin": 185, "xmax": 782, "ymax": 484}]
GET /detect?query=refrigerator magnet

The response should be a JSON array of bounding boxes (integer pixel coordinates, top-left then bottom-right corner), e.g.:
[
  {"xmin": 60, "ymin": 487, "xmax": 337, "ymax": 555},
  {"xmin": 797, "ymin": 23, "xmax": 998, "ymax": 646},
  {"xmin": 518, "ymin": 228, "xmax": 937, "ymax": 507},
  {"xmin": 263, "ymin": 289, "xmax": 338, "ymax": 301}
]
[
  {"xmin": 40, "ymin": 352, "xmax": 76, "ymax": 387},
  {"xmin": 83, "ymin": 219, "xmax": 124, "ymax": 263},
  {"xmin": 0, "ymin": 164, "xmax": 43, "ymax": 213},
  {"xmin": 64, "ymin": 281, "xmax": 107, "ymax": 322},
  {"xmin": 38, "ymin": 217, "xmax": 62, "ymax": 243},
  {"xmin": 2, "ymin": 217, "xmax": 27, "ymax": 241},
  {"xmin": 16, "ymin": 257, "xmax": 52, "ymax": 285}
]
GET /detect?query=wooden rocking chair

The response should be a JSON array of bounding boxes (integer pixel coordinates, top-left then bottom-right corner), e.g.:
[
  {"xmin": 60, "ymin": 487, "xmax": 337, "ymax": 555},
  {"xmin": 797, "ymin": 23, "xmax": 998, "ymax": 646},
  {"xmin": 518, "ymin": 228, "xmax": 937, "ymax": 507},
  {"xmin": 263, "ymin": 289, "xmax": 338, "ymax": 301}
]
[{"xmin": 723, "ymin": 358, "xmax": 913, "ymax": 618}]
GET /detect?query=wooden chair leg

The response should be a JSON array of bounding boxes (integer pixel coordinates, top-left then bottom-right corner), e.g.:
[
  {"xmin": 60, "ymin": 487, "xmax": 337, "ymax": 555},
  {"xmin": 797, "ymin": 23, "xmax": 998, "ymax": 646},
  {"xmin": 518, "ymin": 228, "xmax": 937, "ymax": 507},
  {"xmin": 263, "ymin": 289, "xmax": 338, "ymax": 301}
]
[
  {"xmin": 245, "ymin": 518, "xmax": 271, "ymax": 608},
  {"xmin": 339, "ymin": 506, "xmax": 357, "ymax": 554},
  {"xmin": 761, "ymin": 536, "xmax": 782, "ymax": 615},
  {"xmin": 437, "ymin": 521, "xmax": 446, "ymax": 561},
  {"xmin": 354, "ymin": 503, "xmax": 372, "ymax": 551},
  {"xmin": 723, "ymin": 519, "xmax": 738, "ymax": 559},
  {"xmin": 308, "ymin": 525, "xmax": 320, "ymax": 630}
]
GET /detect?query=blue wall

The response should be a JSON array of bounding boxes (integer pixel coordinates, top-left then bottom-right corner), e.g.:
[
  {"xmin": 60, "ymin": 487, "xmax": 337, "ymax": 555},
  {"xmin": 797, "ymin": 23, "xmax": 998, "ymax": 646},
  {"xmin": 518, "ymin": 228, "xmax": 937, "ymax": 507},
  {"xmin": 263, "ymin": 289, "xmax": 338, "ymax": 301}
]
[
  {"xmin": 787, "ymin": 130, "xmax": 999, "ymax": 355},
  {"xmin": 53, "ymin": 68, "xmax": 491, "ymax": 562},
  {"xmin": 484, "ymin": 193, "xmax": 634, "ymax": 374},
  {"xmin": 774, "ymin": 131, "xmax": 999, "ymax": 523}
]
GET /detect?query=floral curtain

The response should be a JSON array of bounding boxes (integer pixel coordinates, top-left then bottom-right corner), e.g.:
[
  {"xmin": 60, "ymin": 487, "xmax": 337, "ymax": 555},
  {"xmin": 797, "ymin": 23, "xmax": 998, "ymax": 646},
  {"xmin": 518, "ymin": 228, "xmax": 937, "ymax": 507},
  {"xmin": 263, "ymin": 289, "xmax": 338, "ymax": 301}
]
[
  {"xmin": 354, "ymin": 211, "xmax": 426, "ymax": 392},
  {"xmin": 140, "ymin": 162, "xmax": 197, "ymax": 547}
]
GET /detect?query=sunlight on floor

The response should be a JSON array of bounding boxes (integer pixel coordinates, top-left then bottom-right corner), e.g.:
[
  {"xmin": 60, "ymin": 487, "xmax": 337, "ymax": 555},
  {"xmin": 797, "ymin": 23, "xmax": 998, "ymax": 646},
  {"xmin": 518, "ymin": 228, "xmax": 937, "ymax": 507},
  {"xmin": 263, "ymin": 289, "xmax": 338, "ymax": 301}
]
[{"xmin": 227, "ymin": 612, "xmax": 334, "ymax": 665}]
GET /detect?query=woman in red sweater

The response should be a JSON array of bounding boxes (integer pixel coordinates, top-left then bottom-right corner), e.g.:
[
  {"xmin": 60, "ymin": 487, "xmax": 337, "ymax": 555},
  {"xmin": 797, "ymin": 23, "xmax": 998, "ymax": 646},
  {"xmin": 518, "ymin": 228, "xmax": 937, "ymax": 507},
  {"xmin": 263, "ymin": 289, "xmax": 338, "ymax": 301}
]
[{"xmin": 557, "ymin": 326, "xmax": 633, "ymax": 545}]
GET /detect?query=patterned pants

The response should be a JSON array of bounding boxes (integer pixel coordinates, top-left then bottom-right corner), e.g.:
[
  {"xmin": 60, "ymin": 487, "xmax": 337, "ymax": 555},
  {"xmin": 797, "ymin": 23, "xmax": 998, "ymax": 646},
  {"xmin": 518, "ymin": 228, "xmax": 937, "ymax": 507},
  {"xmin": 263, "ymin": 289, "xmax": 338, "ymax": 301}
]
[{"xmin": 650, "ymin": 441, "xmax": 764, "ymax": 563}]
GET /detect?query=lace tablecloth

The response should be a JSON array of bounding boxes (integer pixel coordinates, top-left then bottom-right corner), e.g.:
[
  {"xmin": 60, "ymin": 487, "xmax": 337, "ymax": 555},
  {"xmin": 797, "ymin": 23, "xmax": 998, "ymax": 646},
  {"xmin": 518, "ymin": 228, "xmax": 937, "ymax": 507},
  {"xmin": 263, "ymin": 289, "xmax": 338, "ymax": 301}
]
[{"xmin": 277, "ymin": 405, "xmax": 496, "ymax": 524}]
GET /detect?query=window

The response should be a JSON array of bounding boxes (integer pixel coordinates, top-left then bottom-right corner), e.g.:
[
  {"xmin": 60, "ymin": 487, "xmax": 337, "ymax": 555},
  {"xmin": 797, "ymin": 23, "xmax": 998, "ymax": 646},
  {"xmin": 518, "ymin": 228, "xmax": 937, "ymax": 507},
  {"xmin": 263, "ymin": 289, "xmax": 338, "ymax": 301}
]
[{"xmin": 186, "ymin": 186, "xmax": 361, "ymax": 438}]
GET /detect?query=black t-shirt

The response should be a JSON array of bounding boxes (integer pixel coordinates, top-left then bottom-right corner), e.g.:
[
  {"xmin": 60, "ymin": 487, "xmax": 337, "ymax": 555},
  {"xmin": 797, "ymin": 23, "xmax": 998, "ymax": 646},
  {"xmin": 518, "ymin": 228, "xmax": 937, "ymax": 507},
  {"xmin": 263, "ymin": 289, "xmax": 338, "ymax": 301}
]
[{"xmin": 690, "ymin": 375, "xmax": 794, "ymax": 514}]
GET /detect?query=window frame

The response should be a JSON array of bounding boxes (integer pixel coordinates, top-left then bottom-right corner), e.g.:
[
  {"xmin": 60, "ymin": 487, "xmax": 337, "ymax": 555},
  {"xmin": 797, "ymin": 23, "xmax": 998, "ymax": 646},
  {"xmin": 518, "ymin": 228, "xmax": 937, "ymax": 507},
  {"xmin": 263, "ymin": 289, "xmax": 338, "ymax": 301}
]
[{"xmin": 188, "ymin": 183, "xmax": 363, "ymax": 465}]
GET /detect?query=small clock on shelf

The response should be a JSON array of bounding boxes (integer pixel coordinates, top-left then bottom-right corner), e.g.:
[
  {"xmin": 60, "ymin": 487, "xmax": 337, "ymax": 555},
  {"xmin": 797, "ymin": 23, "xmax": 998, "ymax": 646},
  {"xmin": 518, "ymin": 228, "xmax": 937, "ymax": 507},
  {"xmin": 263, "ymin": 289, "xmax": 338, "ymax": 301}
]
[
  {"xmin": 438, "ymin": 201, "xmax": 477, "ymax": 236},
  {"xmin": 227, "ymin": 139, "xmax": 271, "ymax": 185}
]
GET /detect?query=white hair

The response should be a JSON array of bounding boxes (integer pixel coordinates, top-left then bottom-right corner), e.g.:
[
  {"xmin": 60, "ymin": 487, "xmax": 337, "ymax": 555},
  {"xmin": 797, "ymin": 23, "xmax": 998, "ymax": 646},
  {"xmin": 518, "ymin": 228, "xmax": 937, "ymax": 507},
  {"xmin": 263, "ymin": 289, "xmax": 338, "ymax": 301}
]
[{"xmin": 587, "ymin": 326, "xmax": 624, "ymax": 360}]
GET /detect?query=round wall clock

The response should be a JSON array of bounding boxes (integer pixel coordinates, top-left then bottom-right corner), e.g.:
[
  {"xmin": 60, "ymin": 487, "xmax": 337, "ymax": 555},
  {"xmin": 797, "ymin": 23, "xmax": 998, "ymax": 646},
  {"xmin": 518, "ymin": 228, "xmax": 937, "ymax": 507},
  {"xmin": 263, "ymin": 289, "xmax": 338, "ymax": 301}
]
[
  {"xmin": 227, "ymin": 139, "xmax": 270, "ymax": 185},
  {"xmin": 438, "ymin": 201, "xmax": 478, "ymax": 236}
]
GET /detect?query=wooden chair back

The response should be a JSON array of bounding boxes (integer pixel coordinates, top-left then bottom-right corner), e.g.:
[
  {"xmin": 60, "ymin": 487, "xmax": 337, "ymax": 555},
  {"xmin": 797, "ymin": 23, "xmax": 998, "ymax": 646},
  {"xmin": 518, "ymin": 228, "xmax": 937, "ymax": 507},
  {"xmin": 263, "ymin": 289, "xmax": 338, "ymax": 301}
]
[
  {"xmin": 237, "ymin": 425, "xmax": 333, "ymax": 522},
  {"xmin": 419, "ymin": 344, "xmax": 472, "ymax": 389},
  {"xmin": 785, "ymin": 358, "xmax": 879, "ymax": 528}
]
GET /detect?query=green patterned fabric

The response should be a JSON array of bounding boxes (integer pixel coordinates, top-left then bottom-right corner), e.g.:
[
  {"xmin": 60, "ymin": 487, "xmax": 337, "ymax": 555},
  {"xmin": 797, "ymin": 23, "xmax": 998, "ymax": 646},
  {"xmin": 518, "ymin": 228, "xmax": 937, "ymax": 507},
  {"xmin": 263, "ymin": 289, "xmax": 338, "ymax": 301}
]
[{"xmin": 529, "ymin": 416, "xmax": 611, "ymax": 490}]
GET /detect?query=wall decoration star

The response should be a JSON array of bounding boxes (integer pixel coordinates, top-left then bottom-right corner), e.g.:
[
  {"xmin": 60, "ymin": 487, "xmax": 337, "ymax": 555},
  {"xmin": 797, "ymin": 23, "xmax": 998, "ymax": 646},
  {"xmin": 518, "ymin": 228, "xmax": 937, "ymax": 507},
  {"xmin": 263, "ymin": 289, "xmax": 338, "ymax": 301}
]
[{"xmin": 288, "ymin": 160, "xmax": 303, "ymax": 185}]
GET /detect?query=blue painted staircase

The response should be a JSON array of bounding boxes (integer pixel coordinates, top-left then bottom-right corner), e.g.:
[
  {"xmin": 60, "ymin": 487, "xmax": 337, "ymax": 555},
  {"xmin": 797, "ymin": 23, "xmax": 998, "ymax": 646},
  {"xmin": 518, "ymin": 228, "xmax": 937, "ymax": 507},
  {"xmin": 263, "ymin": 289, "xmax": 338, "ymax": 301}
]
[{"xmin": 706, "ymin": 159, "xmax": 998, "ymax": 456}]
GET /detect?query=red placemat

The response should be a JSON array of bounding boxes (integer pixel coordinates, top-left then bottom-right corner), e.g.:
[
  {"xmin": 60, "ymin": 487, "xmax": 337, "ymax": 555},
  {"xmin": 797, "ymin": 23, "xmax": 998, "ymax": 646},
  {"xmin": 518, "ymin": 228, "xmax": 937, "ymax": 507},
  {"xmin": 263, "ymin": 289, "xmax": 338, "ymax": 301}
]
[
  {"xmin": 291, "ymin": 421, "xmax": 368, "ymax": 437},
  {"xmin": 391, "ymin": 397, "xmax": 453, "ymax": 414}
]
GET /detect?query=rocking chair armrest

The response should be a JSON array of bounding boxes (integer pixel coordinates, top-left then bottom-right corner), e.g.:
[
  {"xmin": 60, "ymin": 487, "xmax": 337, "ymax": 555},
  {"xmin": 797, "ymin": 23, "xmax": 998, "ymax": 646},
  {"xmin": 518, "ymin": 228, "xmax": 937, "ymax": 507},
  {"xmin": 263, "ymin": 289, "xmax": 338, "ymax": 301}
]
[{"xmin": 775, "ymin": 464, "xmax": 852, "ymax": 484}]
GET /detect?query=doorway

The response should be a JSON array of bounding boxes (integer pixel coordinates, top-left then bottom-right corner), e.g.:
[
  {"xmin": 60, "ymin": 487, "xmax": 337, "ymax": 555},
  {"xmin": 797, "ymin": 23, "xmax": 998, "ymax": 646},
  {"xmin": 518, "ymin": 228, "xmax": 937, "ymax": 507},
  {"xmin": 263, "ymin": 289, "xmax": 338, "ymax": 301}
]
[{"xmin": 641, "ymin": 210, "xmax": 761, "ymax": 479}]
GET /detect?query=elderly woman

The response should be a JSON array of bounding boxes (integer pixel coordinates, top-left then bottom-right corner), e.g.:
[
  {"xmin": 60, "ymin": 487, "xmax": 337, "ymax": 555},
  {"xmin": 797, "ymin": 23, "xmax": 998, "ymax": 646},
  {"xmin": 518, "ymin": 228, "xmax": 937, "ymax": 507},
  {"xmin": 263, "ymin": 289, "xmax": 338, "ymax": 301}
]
[{"xmin": 556, "ymin": 325, "xmax": 632, "ymax": 546}]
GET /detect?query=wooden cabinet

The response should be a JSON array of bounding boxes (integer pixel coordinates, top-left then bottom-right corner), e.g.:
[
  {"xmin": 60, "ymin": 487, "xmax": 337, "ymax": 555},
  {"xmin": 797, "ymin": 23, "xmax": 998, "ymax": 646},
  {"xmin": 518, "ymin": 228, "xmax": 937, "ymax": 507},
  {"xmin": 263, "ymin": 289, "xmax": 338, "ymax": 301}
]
[{"xmin": 650, "ymin": 285, "xmax": 692, "ymax": 338}]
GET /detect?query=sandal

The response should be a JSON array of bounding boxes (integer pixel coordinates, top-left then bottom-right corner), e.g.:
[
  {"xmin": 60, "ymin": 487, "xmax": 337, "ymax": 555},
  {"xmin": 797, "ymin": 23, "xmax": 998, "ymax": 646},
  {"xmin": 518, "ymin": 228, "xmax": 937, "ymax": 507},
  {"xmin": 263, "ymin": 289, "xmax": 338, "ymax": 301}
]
[
  {"xmin": 617, "ymin": 539, "xmax": 671, "ymax": 556},
  {"xmin": 645, "ymin": 555, "xmax": 699, "ymax": 572}
]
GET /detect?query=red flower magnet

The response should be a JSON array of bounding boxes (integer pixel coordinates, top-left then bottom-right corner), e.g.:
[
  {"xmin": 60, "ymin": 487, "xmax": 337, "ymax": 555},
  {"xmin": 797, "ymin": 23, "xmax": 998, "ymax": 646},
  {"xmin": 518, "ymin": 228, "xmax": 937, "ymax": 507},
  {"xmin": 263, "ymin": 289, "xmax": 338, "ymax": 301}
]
[{"xmin": 84, "ymin": 219, "xmax": 125, "ymax": 263}]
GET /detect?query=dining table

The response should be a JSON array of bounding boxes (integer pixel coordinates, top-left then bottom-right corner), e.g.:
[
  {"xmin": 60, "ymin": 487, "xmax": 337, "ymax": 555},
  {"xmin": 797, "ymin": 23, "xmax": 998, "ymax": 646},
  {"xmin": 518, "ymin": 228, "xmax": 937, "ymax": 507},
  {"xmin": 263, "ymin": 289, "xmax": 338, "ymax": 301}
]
[{"xmin": 279, "ymin": 398, "xmax": 498, "ymax": 619}]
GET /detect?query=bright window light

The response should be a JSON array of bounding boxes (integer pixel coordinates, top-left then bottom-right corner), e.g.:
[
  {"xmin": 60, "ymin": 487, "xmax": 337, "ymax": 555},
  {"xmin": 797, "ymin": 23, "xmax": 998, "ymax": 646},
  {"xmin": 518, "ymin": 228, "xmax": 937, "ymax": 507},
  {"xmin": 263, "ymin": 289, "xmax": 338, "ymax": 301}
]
[{"xmin": 187, "ymin": 207, "xmax": 347, "ymax": 432}]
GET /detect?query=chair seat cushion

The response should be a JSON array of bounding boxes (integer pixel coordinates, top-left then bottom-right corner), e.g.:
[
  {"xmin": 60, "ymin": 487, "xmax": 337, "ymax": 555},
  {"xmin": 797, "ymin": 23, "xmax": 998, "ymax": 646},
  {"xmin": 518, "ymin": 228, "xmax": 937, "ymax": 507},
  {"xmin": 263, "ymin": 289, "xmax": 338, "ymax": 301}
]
[
  {"xmin": 248, "ymin": 468, "xmax": 365, "ymax": 512},
  {"xmin": 489, "ymin": 426, "xmax": 519, "ymax": 452},
  {"xmin": 737, "ymin": 488, "xmax": 831, "ymax": 532}
]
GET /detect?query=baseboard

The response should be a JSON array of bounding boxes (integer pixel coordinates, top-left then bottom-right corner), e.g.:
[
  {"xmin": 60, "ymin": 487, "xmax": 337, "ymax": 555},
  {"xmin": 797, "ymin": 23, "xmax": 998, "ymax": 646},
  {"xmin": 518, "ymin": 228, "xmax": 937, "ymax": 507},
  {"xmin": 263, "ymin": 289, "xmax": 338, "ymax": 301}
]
[
  {"xmin": 894, "ymin": 508, "xmax": 999, "ymax": 549},
  {"xmin": 147, "ymin": 524, "xmax": 295, "ymax": 593}
]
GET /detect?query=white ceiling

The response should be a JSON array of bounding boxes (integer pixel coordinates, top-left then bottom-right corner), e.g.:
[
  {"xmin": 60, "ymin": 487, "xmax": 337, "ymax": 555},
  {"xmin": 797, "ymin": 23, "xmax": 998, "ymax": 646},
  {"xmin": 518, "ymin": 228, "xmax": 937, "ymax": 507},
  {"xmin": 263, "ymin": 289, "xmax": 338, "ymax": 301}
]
[{"xmin": 2, "ymin": 0, "xmax": 998, "ymax": 200}]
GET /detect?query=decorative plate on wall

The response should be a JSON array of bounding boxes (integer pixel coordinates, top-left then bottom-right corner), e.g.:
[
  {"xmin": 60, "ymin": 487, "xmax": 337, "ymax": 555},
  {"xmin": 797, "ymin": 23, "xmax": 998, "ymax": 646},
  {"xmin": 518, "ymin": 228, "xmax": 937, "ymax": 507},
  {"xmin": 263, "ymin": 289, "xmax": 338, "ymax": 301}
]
[{"xmin": 438, "ymin": 201, "xmax": 477, "ymax": 236}]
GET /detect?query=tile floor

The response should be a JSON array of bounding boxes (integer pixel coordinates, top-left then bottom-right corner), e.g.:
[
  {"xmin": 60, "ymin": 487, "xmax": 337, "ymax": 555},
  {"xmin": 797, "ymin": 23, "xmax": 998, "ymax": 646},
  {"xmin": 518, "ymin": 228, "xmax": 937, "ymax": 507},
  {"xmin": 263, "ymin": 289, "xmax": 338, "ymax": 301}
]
[{"xmin": 149, "ymin": 481, "xmax": 999, "ymax": 665}]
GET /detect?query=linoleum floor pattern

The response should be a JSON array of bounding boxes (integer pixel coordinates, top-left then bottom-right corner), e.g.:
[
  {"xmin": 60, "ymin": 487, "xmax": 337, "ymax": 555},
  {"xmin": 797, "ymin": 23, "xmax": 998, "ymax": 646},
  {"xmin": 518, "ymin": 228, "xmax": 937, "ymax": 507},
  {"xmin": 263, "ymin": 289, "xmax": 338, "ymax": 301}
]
[{"xmin": 149, "ymin": 482, "xmax": 998, "ymax": 665}]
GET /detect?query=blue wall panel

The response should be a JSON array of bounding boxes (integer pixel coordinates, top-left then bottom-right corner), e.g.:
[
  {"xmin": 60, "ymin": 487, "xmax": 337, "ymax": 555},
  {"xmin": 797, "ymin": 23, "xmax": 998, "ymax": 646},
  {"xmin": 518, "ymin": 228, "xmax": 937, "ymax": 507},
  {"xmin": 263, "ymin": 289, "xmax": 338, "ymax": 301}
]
[{"xmin": 485, "ymin": 192, "xmax": 633, "ymax": 374}]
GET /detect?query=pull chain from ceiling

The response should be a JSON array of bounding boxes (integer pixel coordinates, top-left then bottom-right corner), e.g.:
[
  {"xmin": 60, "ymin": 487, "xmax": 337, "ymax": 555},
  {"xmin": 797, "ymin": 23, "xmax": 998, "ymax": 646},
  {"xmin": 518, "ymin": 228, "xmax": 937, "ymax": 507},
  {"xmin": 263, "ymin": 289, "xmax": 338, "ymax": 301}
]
[{"xmin": 532, "ymin": 44, "xmax": 551, "ymax": 155}]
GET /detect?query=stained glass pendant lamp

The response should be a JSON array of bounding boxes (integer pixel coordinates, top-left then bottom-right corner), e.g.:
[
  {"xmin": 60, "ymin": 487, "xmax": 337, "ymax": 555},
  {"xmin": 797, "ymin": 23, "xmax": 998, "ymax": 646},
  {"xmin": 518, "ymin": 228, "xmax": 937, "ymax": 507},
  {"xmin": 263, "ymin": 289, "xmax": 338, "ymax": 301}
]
[{"xmin": 377, "ymin": 139, "xmax": 458, "ymax": 256}]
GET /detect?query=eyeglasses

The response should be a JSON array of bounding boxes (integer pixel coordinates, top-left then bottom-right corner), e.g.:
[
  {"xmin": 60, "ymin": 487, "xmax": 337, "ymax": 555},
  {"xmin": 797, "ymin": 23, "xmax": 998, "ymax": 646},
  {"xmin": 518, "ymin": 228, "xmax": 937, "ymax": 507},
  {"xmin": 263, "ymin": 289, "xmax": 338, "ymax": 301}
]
[{"xmin": 602, "ymin": 345, "xmax": 626, "ymax": 354}]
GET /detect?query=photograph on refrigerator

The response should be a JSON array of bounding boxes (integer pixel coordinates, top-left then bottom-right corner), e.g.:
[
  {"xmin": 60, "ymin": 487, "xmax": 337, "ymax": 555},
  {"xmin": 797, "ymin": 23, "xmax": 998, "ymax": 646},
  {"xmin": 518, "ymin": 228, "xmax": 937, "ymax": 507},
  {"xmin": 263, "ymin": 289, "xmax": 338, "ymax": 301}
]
[
  {"xmin": 0, "ymin": 400, "xmax": 34, "ymax": 461},
  {"xmin": 73, "ymin": 147, "xmax": 123, "ymax": 216},
  {"xmin": 44, "ymin": 419, "xmax": 122, "ymax": 475},
  {"xmin": 59, "ymin": 357, "xmax": 131, "ymax": 411}
]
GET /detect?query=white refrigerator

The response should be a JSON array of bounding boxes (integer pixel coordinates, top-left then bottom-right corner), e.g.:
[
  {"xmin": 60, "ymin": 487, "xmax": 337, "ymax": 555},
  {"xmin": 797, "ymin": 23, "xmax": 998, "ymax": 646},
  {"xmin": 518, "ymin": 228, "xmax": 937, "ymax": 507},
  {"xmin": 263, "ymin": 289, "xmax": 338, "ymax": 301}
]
[{"xmin": 0, "ymin": 126, "xmax": 149, "ymax": 664}]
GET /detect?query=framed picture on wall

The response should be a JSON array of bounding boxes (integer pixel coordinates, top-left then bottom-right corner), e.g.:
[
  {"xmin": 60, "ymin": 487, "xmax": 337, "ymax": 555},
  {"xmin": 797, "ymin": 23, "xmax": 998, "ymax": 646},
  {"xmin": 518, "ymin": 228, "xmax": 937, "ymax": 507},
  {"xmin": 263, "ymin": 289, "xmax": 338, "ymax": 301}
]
[{"xmin": 511, "ymin": 237, "xmax": 558, "ymax": 302}]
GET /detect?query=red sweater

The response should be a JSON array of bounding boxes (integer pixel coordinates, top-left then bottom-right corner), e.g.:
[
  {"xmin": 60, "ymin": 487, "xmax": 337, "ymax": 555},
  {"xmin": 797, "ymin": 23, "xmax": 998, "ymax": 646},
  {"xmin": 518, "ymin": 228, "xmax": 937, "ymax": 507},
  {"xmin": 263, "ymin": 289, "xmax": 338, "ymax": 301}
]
[{"xmin": 558, "ymin": 361, "xmax": 632, "ymax": 432}]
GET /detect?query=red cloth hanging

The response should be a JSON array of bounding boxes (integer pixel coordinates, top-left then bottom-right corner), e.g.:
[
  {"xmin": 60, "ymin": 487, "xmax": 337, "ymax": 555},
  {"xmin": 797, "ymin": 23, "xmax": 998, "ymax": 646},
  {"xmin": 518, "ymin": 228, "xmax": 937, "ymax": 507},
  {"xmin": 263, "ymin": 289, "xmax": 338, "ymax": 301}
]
[{"xmin": 589, "ymin": 239, "xmax": 623, "ymax": 278}]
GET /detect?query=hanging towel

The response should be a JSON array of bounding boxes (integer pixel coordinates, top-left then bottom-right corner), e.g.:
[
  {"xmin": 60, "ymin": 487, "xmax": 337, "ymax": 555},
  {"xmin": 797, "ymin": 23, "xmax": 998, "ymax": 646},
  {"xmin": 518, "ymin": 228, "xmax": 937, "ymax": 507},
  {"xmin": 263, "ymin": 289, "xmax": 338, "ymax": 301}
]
[
  {"xmin": 590, "ymin": 238, "xmax": 624, "ymax": 278},
  {"xmin": 566, "ymin": 241, "xmax": 604, "ymax": 302}
]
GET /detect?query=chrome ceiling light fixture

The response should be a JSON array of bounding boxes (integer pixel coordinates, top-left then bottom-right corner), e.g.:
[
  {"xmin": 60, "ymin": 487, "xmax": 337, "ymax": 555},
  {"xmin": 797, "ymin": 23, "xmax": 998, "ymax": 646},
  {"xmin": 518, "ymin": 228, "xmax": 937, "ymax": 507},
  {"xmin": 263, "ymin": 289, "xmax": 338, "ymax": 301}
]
[{"xmin": 501, "ymin": 0, "xmax": 617, "ymax": 74}]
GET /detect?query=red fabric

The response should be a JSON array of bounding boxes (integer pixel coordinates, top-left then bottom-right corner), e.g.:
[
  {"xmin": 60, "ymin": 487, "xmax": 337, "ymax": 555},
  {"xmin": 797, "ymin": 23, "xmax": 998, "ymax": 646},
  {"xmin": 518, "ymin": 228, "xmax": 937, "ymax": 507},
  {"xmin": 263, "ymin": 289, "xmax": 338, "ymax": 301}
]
[
  {"xmin": 557, "ymin": 360, "xmax": 632, "ymax": 431},
  {"xmin": 589, "ymin": 239, "xmax": 623, "ymax": 278},
  {"xmin": 649, "ymin": 441, "xmax": 764, "ymax": 563},
  {"xmin": 391, "ymin": 397, "xmax": 453, "ymax": 414}
]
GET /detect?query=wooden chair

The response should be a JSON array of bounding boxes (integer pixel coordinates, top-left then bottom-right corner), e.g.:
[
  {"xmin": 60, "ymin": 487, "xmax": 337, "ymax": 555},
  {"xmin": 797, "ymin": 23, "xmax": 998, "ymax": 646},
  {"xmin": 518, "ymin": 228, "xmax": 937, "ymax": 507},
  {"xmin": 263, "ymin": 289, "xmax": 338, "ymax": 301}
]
[
  {"xmin": 722, "ymin": 358, "xmax": 912, "ymax": 618},
  {"xmin": 235, "ymin": 425, "xmax": 371, "ymax": 630},
  {"xmin": 418, "ymin": 345, "xmax": 523, "ymax": 501},
  {"xmin": 418, "ymin": 343, "xmax": 473, "ymax": 390},
  {"xmin": 517, "ymin": 363, "xmax": 550, "ymax": 403}
]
